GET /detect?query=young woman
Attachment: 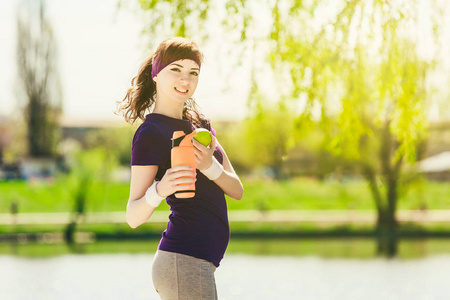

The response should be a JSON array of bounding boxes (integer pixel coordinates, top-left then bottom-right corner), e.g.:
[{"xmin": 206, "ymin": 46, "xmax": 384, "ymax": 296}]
[{"xmin": 116, "ymin": 37, "xmax": 244, "ymax": 299}]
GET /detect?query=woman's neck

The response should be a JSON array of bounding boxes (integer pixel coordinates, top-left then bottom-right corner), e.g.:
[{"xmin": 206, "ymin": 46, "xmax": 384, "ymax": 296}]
[{"xmin": 153, "ymin": 102, "xmax": 184, "ymax": 120}]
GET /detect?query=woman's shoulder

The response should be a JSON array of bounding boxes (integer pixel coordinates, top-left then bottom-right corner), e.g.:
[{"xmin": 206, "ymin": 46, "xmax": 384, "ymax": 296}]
[{"xmin": 133, "ymin": 119, "xmax": 163, "ymax": 142}]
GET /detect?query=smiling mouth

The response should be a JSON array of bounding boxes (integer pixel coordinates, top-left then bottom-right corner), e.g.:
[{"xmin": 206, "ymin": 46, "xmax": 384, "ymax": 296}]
[{"xmin": 174, "ymin": 87, "xmax": 188, "ymax": 94}]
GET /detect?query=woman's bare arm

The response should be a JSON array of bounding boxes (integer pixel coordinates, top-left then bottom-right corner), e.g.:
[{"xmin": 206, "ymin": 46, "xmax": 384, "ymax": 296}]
[
  {"xmin": 126, "ymin": 165, "xmax": 159, "ymax": 228},
  {"xmin": 212, "ymin": 140, "xmax": 244, "ymax": 200},
  {"xmin": 193, "ymin": 136, "xmax": 244, "ymax": 200}
]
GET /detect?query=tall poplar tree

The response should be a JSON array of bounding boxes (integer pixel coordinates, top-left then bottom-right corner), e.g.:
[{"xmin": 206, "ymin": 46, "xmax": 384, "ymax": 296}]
[{"xmin": 16, "ymin": 0, "xmax": 62, "ymax": 158}]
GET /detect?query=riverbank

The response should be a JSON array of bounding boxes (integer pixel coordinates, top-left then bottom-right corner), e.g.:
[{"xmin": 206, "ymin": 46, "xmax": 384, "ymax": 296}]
[
  {"xmin": 2, "ymin": 178, "xmax": 449, "ymax": 241},
  {"xmin": 1, "ymin": 209, "xmax": 450, "ymax": 244}
]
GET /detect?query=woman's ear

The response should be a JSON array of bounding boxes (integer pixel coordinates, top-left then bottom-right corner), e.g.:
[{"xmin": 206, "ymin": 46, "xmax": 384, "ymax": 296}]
[{"xmin": 152, "ymin": 75, "xmax": 157, "ymax": 83}]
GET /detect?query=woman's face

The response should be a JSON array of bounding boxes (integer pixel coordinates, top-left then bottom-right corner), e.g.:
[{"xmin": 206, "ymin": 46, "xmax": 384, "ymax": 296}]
[{"xmin": 153, "ymin": 59, "xmax": 200, "ymax": 105}]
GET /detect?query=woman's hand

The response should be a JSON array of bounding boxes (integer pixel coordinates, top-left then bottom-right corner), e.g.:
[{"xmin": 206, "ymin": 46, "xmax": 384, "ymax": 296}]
[
  {"xmin": 156, "ymin": 165, "xmax": 197, "ymax": 198},
  {"xmin": 193, "ymin": 132, "xmax": 216, "ymax": 171}
]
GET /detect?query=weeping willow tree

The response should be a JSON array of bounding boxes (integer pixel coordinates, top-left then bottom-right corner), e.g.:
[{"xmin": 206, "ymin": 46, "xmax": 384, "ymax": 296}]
[
  {"xmin": 265, "ymin": 0, "xmax": 445, "ymax": 256},
  {"xmin": 129, "ymin": 0, "xmax": 447, "ymax": 256}
]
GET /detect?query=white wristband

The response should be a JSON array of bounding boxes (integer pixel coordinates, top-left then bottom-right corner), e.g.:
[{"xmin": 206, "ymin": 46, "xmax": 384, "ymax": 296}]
[
  {"xmin": 200, "ymin": 157, "xmax": 224, "ymax": 181},
  {"xmin": 145, "ymin": 181, "xmax": 165, "ymax": 208}
]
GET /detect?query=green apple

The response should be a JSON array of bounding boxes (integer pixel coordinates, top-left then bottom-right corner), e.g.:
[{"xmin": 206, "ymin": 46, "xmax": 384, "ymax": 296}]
[{"xmin": 193, "ymin": 128, "xmax": 212, "ymax": 147}]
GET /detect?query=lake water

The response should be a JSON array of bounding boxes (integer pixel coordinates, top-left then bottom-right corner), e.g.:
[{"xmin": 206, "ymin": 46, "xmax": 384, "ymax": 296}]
[{"xmin": 1, "ymin": 239, "xmax": 450, "ymax": 300}]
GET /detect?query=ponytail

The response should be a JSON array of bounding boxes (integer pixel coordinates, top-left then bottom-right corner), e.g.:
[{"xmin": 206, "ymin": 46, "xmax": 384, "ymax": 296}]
[{"xmin": 115, "ymin": 53, "xmax": 156, "ymax": 124}]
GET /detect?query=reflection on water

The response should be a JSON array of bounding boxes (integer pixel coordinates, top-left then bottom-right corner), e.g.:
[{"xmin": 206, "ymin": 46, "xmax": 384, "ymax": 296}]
[
  {"xmin": 1, "ymin": 238, "xmax": 450, "ymax": 300},
  {"xmin": 1, "ymin": 251, "xmax": 450, "ymax": 300}
]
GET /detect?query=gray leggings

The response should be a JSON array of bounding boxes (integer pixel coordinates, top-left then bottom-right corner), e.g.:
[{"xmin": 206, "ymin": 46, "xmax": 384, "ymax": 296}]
[{"xmin": 152, "ymin": 250, "xmax": 218, "ymax": 300}]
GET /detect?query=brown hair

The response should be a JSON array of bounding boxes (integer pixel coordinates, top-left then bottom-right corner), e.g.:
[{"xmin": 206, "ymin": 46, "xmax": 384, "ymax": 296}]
[{"xmin": 115, "ymin": 37, "xmax": 207, "ymax": 126}]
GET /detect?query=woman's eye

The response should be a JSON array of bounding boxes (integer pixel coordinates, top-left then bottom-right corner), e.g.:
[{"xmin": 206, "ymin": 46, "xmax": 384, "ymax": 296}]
[{"xmin": 170, "ymin": 68, "xmax": 198, "ymax": 76}]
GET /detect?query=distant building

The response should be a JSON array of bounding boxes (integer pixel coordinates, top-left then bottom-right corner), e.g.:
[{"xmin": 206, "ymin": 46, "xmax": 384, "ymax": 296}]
[
  {"xmin": 417, "ymin": 151, "xmax": 450, "ymax": 181},
  {"xmin": 0, "ymin": 115, "xmax": 124, "ymax": 180},
  {"xmin": 60, "ymin": 117, "xmax": 124, "ymax": 147},
  {"xmin": 416, "ymin": 121, "xmax": 450, "ymax": 181}
]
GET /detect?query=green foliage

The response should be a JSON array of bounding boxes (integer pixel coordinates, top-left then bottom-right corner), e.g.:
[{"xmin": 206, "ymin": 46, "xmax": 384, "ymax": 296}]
[
  {"xmin": 215, "ymin": 95, "xmax": 297, "ymax": 177},
  {"xmin": 62, "ymin": 147, "xmax": 120, "ymax": 215},
  {"xmin": 84, "ymin": 126, "xmax": 135, "ymax": 166},
  {"xmin": 214, "ymin": 124, "xmax": 251, "ymax": 175},
  {"xmin": 241, "ymin": 99, "xmax": 296, "ymax": 171},
  {"xmin": 66, "ymin": 147, "xmax": 119, "ymax": 183},
  {"xmin": 267, "ymin": 0, "xmax": 439, "ymax": 168},
  {"xmin": 136, "ymin": 0, "xmax": 213, "ymax": 47}
]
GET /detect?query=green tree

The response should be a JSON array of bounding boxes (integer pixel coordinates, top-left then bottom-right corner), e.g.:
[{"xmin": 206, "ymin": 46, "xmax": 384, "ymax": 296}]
[
  {"xmin": 265, "ymin": 0, "xmax": 444, "ymax": 257},
  {"xmin": 129, "ymin": 0, "xmax": 447, "ymax": 256},
  {"xmin": 85, "ymin": 126, "xmax": 136, "ymax": 166},
  {"xmin": 63, "ymin": 147, "xmax": 119, "ymax": 244},
  {"xmin": 241, "ymin": 83, "xmax": 296, "ymax": 180}
]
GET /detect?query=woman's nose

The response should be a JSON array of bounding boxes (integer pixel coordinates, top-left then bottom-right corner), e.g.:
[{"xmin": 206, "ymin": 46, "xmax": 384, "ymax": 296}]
[{"xmin": 179, "ymin": 73, "xmax": 189, "ymax": 83}]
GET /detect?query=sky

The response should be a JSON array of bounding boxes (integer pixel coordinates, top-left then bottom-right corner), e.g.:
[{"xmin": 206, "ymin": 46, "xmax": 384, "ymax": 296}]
[{"xmin": 0, "ymin": 0, "xmax": 256, "ymax": 124}]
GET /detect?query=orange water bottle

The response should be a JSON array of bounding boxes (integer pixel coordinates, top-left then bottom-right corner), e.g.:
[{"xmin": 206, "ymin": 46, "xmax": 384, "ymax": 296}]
[{"xmin": 171, "ymin": 130, "xmax": 197, "ymax": 198}]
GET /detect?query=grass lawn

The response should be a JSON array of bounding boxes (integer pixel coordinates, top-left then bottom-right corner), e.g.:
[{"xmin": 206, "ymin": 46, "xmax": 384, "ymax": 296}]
[{"xmin": 1, "ymin": 176, "xmax": 449, "ymax": 214}]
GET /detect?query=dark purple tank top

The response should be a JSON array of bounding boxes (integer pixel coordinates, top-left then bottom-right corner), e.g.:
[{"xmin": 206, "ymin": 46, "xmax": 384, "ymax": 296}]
[{"xmin": 131, "ymin": 113, "xmax": 229, "ymax": 267}]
